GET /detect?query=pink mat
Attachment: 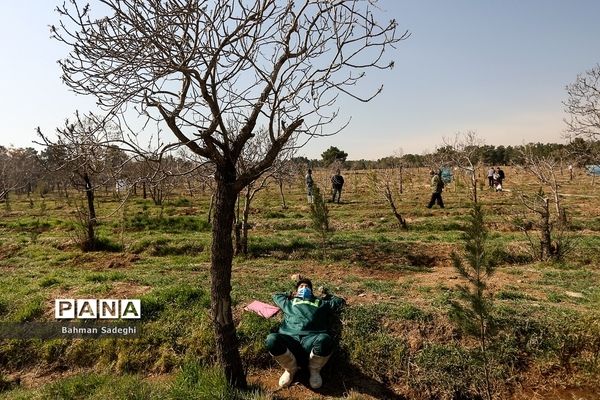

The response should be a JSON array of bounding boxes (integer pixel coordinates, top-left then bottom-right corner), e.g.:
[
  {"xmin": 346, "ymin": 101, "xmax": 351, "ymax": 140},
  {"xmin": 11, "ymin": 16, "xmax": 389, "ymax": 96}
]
[{"xmin": 244, "ymin": 301, "xmax": 280, "ymax": 318}]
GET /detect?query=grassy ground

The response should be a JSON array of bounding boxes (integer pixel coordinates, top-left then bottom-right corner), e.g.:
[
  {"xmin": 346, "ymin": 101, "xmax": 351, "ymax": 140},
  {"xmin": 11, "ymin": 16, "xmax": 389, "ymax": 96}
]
[{"xmin": 0, "ymin": 167, "xmax": 599, "ymax": 399}]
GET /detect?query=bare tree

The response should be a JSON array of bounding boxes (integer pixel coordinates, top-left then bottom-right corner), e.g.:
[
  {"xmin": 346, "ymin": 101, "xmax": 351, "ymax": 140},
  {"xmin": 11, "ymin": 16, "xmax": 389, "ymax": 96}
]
[
  {"xmin": 515, "ymin": 188, "xmax": 573, "ymax": 261},
  {"xmin": 37, "ymin": 112, "xmax": 127, "ymax": 250},
  {"xmin": 272, "ymin": 158, "xmax": 296, "ymax": 209},
  {"xmin": 368, "ymin": 167, "xmax": 407, "ymax": 229},
  {"xmin": 52, "ymin": 0, "xmax": 405, "ymax": 387},
  {"xmin": 514, "ymin": 146, "xmax": 574, "ymax": 261},
  {"xmin": 235, "ymin": 137, "xmax": 295, "ymax": 255},
  {"xmin": 39, "ymin": 144, "xmax": 72, "ymax": 198},
  {"xmin": 564, "ymin": 64, "xmax": 600, "ymax": 143},
  {"xmin": 519, "ymin": 146, "xmax": 565, "ymax": 222},
  {"xmin": 443, "ymin": 131, "xmax": 484, "ymax": 203},
  {"xmin": 0, "ymin": 146, "xmax": 38, "ymax": 207}
]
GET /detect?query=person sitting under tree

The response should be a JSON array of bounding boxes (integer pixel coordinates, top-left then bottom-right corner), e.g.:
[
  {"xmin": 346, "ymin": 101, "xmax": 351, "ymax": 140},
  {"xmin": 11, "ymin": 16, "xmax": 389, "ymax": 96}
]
[{"xmin": 265, "ymin": 276, "xmax": 345, "ymax": 389}]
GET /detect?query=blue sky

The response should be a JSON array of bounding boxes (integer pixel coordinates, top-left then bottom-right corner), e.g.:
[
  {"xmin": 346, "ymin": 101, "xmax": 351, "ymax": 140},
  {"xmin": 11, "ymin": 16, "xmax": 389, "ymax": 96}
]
[{"xmin": 1, "ymin": 1, "xmax": 599, "ymax": 160}]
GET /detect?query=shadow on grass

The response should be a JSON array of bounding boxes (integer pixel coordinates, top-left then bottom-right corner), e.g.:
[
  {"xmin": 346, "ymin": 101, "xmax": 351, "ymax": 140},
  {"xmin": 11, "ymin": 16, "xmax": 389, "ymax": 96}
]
[{"xmin": 295, "ymin": 365, "xmax": 407, "ymax": 399}]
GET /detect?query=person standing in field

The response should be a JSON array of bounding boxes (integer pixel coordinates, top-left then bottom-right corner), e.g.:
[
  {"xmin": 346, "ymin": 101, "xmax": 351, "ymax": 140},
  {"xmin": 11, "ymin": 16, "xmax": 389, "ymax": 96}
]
[
  {"xmin": 569, "ymin": 164, "xmax": 574, "ymax": 181},
  {"xmin": 331, "ymin": 169, "xmax": 344, "ymax": 203},
  {"xmin": 427, "ymin": 169, "xmax": 445, "ymax": 208},
  {"xmin": 305, "ymin": 169, "xmax": 314, "ymax": 204},
  {"xmin": 265, "ymin": 276, "xmax": 345, "ymax": 389},
  {"xmin": 496, "ymin": 166, "xmax": 505, "ymax": 186},
  {"xmin": 492, "ymin": 169, "xmax": 502, "ymax": 191},
  {"xmin": 487, "ymin": 167, "xmax": 495, "ymax": 188}
]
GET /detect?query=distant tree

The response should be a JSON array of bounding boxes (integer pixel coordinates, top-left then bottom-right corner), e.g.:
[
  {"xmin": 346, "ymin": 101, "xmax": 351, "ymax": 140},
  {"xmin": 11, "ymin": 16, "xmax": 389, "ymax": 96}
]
[
  {"xmin": 39, "ymin": 144, "xmax": 71, "ymax": 197},
  {"xmin": 443, "ymin": 131, "xmax": 483, "ymax": 203},
  {"xmin": 514, "ymin": 145, "xmax": 575, "ymax": 261},
  {"xmin": 37, "ymin": 112, "xmax": 126, "ymax": 250},
  {"xmin": 0, "ymin": 147, "xmax": 26, "ymax": 205},
  {"xmin": 234, "ymin": 132, "xmax": 295, "ymax": 255},
  {"xmin": 566, "ymin": 137, "xmax": 600, "ymax": 167},
  {"xmin": 272, "ymin": 158, "xmax": 296, "ymax": 210},
  {"xmin": 401, "ymin": 153, "xmax": 426, "ymax": 167},
  {"xmin": 564, "ymin": 64, "xmax": 600, "ymax": 144},
  {"xmin": 0, "ymin": 147, "xmax": 40, "ymax": 207},
  {"xmin": 321, "ymin": 146, "xmax": 348, "ymax": 166},
  {"xmin": 368, "ymin": 167, "xmax": 407, "ymax": 229}
]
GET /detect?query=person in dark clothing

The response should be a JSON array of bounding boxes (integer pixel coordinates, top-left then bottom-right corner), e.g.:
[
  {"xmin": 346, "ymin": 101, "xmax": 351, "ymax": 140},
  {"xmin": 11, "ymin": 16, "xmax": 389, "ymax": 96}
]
[
  {"xmin": 427, "ymin": 169, "xmax": 445, "ymax": 208},
  {"xmin": 265, "ymin": 276, "xmax": 345, "ymax": 389},
  {"xmin": 496, "ymin": 167, "xmax": 505, "ymax": 185},
  {"xmin": 305, "ymin": 169, "xmax": 314, "ymax": 203},
  {"xmin": 331, "ymin": 169, "xmax": 344, "ymax": 203}
]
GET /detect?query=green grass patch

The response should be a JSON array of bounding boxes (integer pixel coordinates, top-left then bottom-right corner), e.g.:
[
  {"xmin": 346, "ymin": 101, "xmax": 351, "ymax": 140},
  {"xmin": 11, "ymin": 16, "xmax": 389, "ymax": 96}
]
[
  {"xmin": 125, "ymin": 214, "xmax": 210, "ymax": 233},
  {"xmin": 13, "ymin": 296, "xmax": 45, "ymax": 323}
]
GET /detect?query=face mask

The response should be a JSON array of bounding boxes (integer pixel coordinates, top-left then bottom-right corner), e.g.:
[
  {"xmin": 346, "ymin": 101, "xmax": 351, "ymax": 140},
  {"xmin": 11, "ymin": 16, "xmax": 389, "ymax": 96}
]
[{"xmin": 297, "ymin": 287, "xmax": 312, "ymax": 299}]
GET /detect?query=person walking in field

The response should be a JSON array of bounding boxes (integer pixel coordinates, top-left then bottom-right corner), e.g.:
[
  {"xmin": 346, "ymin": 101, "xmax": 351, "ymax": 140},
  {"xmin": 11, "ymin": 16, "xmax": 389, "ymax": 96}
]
[
  {"xmin": 305, "ymin": 169, "xmax": 314, "ymax": 203},
  {"xmin": 331, "ymin": 169, "xmax": 344, "ymax": 203},
  {"xmin": 265, "ymin": 276, "xmax": 345, "ymax": 390},
  {"xmin": 427, "ymin": 169, "xmax": 445, "ymax": 208}
]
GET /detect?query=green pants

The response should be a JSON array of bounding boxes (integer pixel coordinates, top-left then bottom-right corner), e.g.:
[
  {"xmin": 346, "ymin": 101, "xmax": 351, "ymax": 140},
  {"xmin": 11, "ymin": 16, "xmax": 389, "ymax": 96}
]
[{"xmin": 265, "ymin": 332, "xmax": 334, "ymax": 366}]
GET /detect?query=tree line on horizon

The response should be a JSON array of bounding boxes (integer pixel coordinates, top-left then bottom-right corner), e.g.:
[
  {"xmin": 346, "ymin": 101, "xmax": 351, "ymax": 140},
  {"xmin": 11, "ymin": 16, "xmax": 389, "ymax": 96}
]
[
  {"xmin": 295, "ymin": 138, "xmax": 600, "ymax": 169},
  {"xmin": 2, "ymin": 137, "xmax": 599, "ymax": 204}
]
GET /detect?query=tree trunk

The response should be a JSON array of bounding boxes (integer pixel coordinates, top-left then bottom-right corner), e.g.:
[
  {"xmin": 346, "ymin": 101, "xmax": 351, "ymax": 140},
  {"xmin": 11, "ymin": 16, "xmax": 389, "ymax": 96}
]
[
  {"xmin": 234, "ymin": 195, "xmax": 242, "ymax": 255},
  {"xmin": 211, "ymin": 169, "xmax": 247, "ymax": 389},
  {"xmin": 278, "ymin": 180, "xmax": 287, "ymax": 209},
  {"xmin": 384, "ymin": 186, "xmax": 407, "ymax": 229},
  {"xmin": 241, "ymin": 186, "xmax": 251, "ymax": 255},
  {"xmin": 234, "ymin": 221, "xmax": 242, "ymax": 256},
  {"xmin": 83, "ymin": 173, "xmax": 97, "ymax": 248},
  {"xmin": 208, "ymin": 192, "xmax": 215, "ymax": 224},
  {"xmin": 142, "ymin": 181, "xmax": 147, "ymax": 199},
  {"xmin": 540, "ymin": 198, "xmax": 552, "ymax": 260},
  {"xmin": 399, "ymin": 166, "xmax": 404, "ymax": 194},
  {"xmin": 471, "ymin": 171, "xmax": 478, "ymax": 204}
]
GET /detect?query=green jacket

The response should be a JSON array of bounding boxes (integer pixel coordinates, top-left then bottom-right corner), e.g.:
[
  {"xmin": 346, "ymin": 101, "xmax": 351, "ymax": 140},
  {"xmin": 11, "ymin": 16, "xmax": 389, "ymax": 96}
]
[{"xmin": 272, "ymin": 293, "xmax": 345, "ymax": 336}]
